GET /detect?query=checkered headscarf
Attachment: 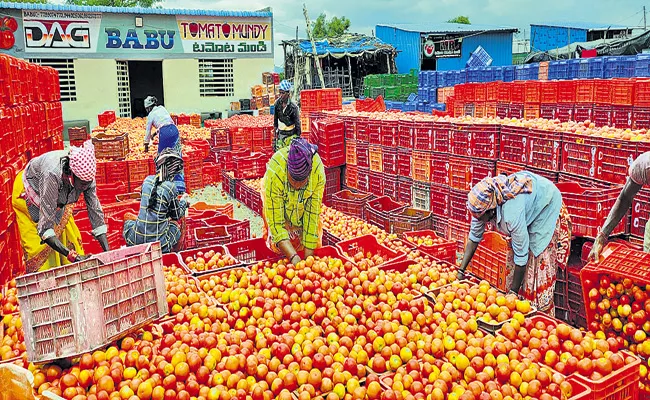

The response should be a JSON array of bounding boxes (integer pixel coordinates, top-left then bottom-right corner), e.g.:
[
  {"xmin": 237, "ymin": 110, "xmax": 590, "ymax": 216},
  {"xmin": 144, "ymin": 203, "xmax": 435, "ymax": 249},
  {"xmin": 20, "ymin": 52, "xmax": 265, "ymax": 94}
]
[
  {"xmin": 69, "ymin": 140, "xmax": 96, "ymax": 182},
  {"xmin": 467, "ymin": 173, "xmax": 533, "ymax": 219}
]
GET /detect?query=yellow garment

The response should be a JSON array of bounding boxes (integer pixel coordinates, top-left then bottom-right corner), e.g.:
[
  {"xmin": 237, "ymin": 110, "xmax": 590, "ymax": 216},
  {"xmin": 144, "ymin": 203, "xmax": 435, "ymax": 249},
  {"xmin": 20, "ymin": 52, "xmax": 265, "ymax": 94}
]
[
  {"xmin": 12, "ymin": 171, "xmax": 85, "ymax": 273},
  {"xmin": 0, "ymin": 364, "xmax": 35, "ymax": 400}
]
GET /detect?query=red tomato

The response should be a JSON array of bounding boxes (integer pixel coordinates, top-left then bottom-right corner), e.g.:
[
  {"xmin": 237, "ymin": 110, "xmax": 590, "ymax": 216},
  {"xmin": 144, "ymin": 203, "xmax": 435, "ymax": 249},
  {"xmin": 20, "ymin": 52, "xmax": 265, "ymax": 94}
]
[
  {"xmin": 0, "ymin": 31, "xmax": 15, "ymax": 50},
  {"xmin": 3, "ymin": 17, "xmax": 18, "ymax": 33}
]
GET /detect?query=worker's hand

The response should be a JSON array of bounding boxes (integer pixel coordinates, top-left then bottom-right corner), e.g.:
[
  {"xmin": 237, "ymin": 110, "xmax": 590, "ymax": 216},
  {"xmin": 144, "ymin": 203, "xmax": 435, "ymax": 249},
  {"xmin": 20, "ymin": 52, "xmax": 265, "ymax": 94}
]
[
  {"xmin": 124, "ymin": 212, "xmax": 138, "ymax": 222},
  {"xmin": 76, "ymin": 254, "xmax": 91, "ymax": 262},
  {"xmin": 589, "ymin": 233, "xmax": 607, "ymax": 264},
  {"xmin": 290, "ymin": 254, "xmax": 301, "ymax": 266}
]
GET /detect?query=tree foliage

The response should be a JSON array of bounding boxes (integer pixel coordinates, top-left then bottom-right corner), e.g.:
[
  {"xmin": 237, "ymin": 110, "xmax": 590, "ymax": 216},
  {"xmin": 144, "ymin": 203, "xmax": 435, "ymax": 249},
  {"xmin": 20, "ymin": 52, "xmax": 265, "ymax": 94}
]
[
  {"xmin": 448, "ymin": 16, "xmax": 471, "ymax": 24},
  {"xmin": 65, "ymin": 0, "xmax": 161, "ymax": 7},
  {"xmin": 312, "ymin": 13, "xmax": 351, "ymax": 39},
  {"xmin": 6, "ymin": 0, "xmax": 48, "ymax": 3}
]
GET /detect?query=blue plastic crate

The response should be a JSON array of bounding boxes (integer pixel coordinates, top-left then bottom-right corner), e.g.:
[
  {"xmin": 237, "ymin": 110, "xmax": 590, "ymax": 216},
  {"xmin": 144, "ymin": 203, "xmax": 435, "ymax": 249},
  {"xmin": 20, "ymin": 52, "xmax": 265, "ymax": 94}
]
[
  {"xmin": 604, "ymin": 56, "xmax": 635, "ymax": 78},
  {"xmin": 437, "ymin": 71, "xmax": 447, "ymax": 87},
  {"xmin": 428, "ymin": 71, "xmax": 437, "ymax": 87},
  {"xmin": 636, "ymin": 54, "xmax": 650, "ymax": 77},
  {"xmin": 503, "ymin": 66, "xmax": 516, "ymax": 82},
  {"xmin": 515, "ymin": 65, "xmax": 526, "ymax": 80},
  {"xmin": 467, "ymin": 67, "xmax": 481, "ymax": 83},
  {"xmin": 417, "ymin": 102, "xmax": 427, "ymax": 112},
  {"xmin": 429, "ymin": 88, "xmax": 437, "ymax": 103},
  {"xmin": 587, "ymin": 58, "xmax": 604, "ymax": 78},
  {"xmin": 458, "ymin": 69, "xmax": 467, "ymax": 84},
  {"xmin": 568, "ymin": 59, "xmax": 590, "ymax": 79},
  {"xmin": 526, "ymin": 63, "xmax": 540, "ymax": 80},
  {"xmin": 412, "ymin": 92, "xmax": 423, "ymax": 102},
  {"xmin": 490, "ymin": 66, "xmax": 504, "ymax": 82},
  {"xmin": 479, "ymin": 67, "xmax": 494, "ymax": 83},
  {"xmin": 433, "ymin": 103, "xmax": 447, "ymax": 111},
  {"xmin": 549, "ymin": 60, "xmax": 569, "ymax": 80},
  {"xmin": 391, "ymin": 101, "xmax": 404, "ymax": 111},
  {"xmin": 418, "ymin": 71, "xmax": 427, "ymax": 87},
  {"xmin": 404, "ymin": 102, "xmax": 417, "ymax": 112}
]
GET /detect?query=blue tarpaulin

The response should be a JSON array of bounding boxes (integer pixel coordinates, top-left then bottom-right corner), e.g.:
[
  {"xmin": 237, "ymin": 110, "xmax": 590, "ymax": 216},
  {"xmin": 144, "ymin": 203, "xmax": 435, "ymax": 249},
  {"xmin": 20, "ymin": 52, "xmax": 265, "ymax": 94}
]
[{"xmin": 296, "ymin": 34, "xmax": 394, "ymax": 57}]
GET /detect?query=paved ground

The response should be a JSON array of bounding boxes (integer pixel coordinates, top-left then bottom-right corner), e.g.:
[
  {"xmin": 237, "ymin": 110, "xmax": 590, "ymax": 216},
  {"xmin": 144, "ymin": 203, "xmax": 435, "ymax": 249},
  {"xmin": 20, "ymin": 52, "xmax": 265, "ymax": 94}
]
[{"xmin": 187, "ymin": 183, "xmax": 265, "ymax": 238}]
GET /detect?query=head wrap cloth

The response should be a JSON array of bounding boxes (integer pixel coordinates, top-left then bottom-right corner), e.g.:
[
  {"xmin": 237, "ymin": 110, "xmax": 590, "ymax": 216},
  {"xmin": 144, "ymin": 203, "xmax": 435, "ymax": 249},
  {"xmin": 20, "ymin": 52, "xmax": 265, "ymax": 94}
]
[
  {"xmin": 69, "ymin": 140, "xmax": 97, "ymax": 182},
  {"xmin": 467, "ymin": 174, "xmax": 533, "ymax": 219},
  {"xmin": 288, "ymin": 138, "xmax": 317, "ymax": 182}
]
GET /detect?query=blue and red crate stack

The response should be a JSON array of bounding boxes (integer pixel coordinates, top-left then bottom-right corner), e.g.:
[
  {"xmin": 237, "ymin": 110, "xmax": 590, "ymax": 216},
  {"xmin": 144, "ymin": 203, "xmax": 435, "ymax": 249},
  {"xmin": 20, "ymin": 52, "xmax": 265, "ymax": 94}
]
[{"xmin": 0, "ymin": 54, "xmax": 64, "ymax": 285}]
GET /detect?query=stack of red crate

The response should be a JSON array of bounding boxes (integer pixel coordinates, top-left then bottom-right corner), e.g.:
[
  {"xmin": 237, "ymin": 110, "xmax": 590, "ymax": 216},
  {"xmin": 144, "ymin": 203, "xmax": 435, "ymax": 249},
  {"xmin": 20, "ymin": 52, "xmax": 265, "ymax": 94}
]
[{"xmin": 0, "ymin": 54, "xmax": 65, "ymax": 284}]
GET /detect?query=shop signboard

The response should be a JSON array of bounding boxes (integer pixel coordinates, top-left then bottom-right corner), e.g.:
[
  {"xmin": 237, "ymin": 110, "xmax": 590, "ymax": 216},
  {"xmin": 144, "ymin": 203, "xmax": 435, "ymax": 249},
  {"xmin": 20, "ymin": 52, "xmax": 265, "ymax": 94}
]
[
  {"xmin": 422, "ymin": 34, "xmax": 463, "ymax": 58},
  {"xmin": 176, "ymin": 16, "xmax": 272, "ymax": 55},
  {"xmin": 22, "ymin": 10, "xmax": 102, "ymax": 52}
]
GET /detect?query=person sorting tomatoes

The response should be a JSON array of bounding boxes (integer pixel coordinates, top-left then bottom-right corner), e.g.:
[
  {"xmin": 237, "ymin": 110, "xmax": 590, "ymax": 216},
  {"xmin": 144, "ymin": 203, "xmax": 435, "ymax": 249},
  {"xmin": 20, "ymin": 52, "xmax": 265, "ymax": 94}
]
[
  {"xmin": 589, "ymin": 152, "xmax": 650, "ymax": 260},
  {"xmin": 12, "ymin": 140, "xmax": 109, "ymax": 272},
  {"xmin": 273, "ymin": 80, "xmax": 301, "ymax": 151},
  {"xmin": 457, "ymin": 172, "xmax": 572, "ymax": 316},
  {"xmin": 262, "ymin": 138, "xmax": 325, "ymax": 264},
  {"xmin": 143, "ymin": 95, "xmax": 185, "ymax": 194},
  {"xmin": 123, "ymin": 149, "xmax": 188, "ymax": 254}
]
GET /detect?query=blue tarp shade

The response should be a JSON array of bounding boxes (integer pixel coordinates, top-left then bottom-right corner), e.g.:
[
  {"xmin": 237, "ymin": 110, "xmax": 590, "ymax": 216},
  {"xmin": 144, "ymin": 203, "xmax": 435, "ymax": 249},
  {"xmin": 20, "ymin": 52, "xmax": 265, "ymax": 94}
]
[{"xmin": 298, "ymin": 36, "xmax": 390, "ymax": 56}]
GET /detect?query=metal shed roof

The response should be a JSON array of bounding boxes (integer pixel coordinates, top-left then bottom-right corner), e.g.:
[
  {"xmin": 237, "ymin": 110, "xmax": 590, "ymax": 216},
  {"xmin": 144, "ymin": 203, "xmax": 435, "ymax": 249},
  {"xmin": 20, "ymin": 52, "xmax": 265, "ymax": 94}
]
[
  {"xmin": 0, "ymin": 2, "xmax": 273, "ymax": 18},
  {"xmin": 531, "ymin": 22, "xmax": 631, "ymax": 31},
  {"xmin": 377, "ymin": 23, "xmax": 518, "ymax": 35}
]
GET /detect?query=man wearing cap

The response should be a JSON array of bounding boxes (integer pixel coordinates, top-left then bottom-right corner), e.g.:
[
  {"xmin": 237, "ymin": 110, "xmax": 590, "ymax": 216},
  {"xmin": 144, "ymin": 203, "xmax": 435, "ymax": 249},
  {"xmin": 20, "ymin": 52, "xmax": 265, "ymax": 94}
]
[
  {"xmin": 273, "ymin": 80, "xmax": 301, "ymax": 151},
  {"xmin": 262, "ymin": 138, "xmax": 325, "ymax": 264},
  {"xmin": 11, "ymin": 140, "xmax": 109, "ymax": 272}
]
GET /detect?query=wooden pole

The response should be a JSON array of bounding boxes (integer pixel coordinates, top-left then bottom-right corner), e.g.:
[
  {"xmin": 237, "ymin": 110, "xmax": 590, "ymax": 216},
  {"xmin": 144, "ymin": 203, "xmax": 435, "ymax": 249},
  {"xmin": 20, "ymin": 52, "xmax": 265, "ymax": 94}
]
[{"xmin": 303, "ymin": 4, "xmax": 325, "ymax": 88}]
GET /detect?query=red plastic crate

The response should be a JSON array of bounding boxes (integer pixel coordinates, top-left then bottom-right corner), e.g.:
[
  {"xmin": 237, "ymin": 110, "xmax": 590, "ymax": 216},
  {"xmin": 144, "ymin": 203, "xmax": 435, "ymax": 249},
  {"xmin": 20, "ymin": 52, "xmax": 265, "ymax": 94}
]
[
  {"xmin": 558, "ymin": 80, "xmax": 577, "ymax": 103},
  {"xmin": 430, "ymin": 183, "xmax": 450, "ymax": 218},
  {"xmin": 524, "ymin": 81, "xmax": 541, "ymax": 103},
  {"xmin": 413, "ymin": 120, "xmax": 434, "ymax": 151},
  {"xmin": 497, "ymin": 82, "xmax": 511, "ymax": 102},
  {"xmin": 449, "ymin": 188, "xmax": 471, "ymax": 223},
  {"xmin": 368, "ymin": 171, "xmax": 383, "ymax": 197},
  {"xmin": 611, "ymin": 105, "xmax": 634, "ymax": 129},
  {"xmin": 496, "ymin": 102, "xmax": 509, "ymax": 119},
  {"xmin": 555, "ymin": 104, "xmax": 574, "ymax": 122},
  {"xmin": 396, "ymin": 177, "xmax": 413, "ymax": 205},
  {"xmin": 431, "ymin": 215, "xmax": 449, "ymax": 238},
  {"xmin": 356, "ymin": 142, "xmax": 369, "ymax": 169},
  {"xmin": 233, "ymin": 155, "xmax": 265, "ymax": 179},
  {"xmin": 499, "ymin": 125, "xmax": 529, "ymax": 164},
  {"xmin": 310, "ymin": 118, "xmax": 345, "ymax": 168},
  {"xmin": 382, "ymin": 147, "xmax": 398, "ymax": 175},
  {"xmin": 557, "ymin": 181, "xmax": 628, "ymax": 238},
  {"xmin": 367, "ymin": 120, "xmax": 382, "ymax": 145},
  {"xmin": 336, "ymin": 234, "xmax": 405, "ymax": 267},
  {"xmin": 430, "ymin": 152, "xmax": 449, "ymax": 187},
  {"xmin": 593, "ymin": 105, "xmax": 613, "ymax": 127},
  {"xmin": 573, "ymin": 350, "xmax": 640, "ymax": 400},
  {"xmin": 485, "ymin": 101, "xmax": 498, "ymax": 118},
  {"xmin": 432, "ymin": 121, "xmax": 452, "ymax": 153},
  {"xmin": 397, "ymin": 147, "xmax": 412, "ymax": 177},
  {"xmin": 632, "ymin": 188, "xmax": 650, "ymax": 237},
  {"xmin": 447, "ymin": 218, "xmax": 470, "ymax": 252},
  {"xmin": 468, "ymin": 231, "xmax": 509, "ymax": 291},
  {"xmin": 561, "ymin": 133, "xmax": 598, "ymax": 178},
  {"xmin": 369, "ymin": 145, "xmax": 382, "ymax": 172},
  {"xmin": 356, "ymin": 116, "xmax": 369, "ymax": 142},
  {"xmin": 450, "ymin": 123, "xmax": 473, "ymax": 158},
  {"xmin": 365, "ymin": 196, "xmax": 407, "ymax": 232},
  {"xmin": 574, "ymin": 104, "xmax": 594, "ymax": 122},
  {"xmin": 331, "ymin": 189, "xmax": 373, "ymax": 219},
  {"xmin": 381, "ymin": 119, "xmax": 399, "ymax": 148},
  {"xmin": 611, "ymin": 79, "xmax": 635, "ymax": 106},
  {"xmin": 633, "ymin": 107, "xmax": 650, "ymax": 129},
  {"xmin": 448, "ymin": 155, "xmax": 472, "ymax": 191},
  {"xmin": 486, "ymin": 81, "xmax": 499, "ymax": 102},
  {"xmin": 540, "ymin": 81, "xmax": 559, "ymax": 104},
  {"xmin": 524, "ymin": 103, "xmax": 540, "ymax": 120},
  {"xmin": 474, "ymin": 83, "xmax": 487, "ymax": 102},
  {"xmin": 575, "ymin": 79, "xmax": 596, "ymax": 103},
  {"xmin": 594, "ymin": 79, "xmax": 613, "ymax": 105},
  {"xmin": 341, "ymin": 116, "xmax": 356, "ymax": 141},
  {"xmin": 597, "ymin": 138, "xmax": 636, "ymax": 184},
  {"xmin": 225, "ymin": 238, "xmax": 280, "ymax": 265},
  {"xmin": 346, "ymin": 139, "xmax": 357, "ymax": 165},
  {"xmin": 540, "ymin": 103, "xmax": 556, "ymax": 119},
  {"xmin": 324, "ymin": 166, "xmax": 342, "ymax": 206},
  {"xmin": 511, "ymin": 81, "xmax": 525, "ymax": 103},
  {"xmin": 345, "ymin": 164, "xmax": 358, "ymax": 189},
  {"xmin": 529, "ymin": 128, "xmax": 563, "ymax": 171},
  {"xmin": 357, "ymin": 167, "xmax": 369, "ymax": 193},
  {"xmin": 634, "ymin": 79, "xmax": 650, "ymax": 107},
  {"xmin": 403, "ymin": 230, "xmax": 456, "ymax": 264},
  {"xmin": 127, "ymin": 159, "xmax": 150, "ymax": 192},
  {"xmin": 412, "ymin": 150, "xmax": 431, "ymax": 182},
  {"xmin": 390, "ymin": 207, "xmax": 433, "ymax": 235},
  {"xmin": 397, "ymin": 118, "xmax": 414, "ymax": 148},
  {"xmin": 509, "ymin": 102, "xmax": 524, "ymax": 119}
]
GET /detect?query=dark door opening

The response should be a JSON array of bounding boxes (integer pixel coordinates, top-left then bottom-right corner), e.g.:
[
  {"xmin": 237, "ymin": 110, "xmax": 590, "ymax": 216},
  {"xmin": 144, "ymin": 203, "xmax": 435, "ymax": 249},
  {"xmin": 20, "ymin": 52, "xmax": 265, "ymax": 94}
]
[
  {"xmin": 128, "ymin": 61, "xmax": 164, "ymax": 118},
  {"xmin": 421, "ymin": 57, "xmax": 437, "ymax": 71}
]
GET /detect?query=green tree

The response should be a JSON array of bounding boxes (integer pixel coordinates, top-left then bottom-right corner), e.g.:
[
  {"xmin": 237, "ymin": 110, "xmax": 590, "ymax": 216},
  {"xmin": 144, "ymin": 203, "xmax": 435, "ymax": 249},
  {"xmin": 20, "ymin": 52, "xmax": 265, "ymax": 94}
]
[
  {"xmin": 311, "ymin": 13, "xmax": 351, "ymax": 39},
  {"xmin": 65, "ymin": 0, "xmax": 161, "ymax": 7},
  {"xmin": 448, "ymin": 16, "xmax": 471, "ymax": 24},
  {"xmin": 6, "ymin": 0, "xmax": 48, "ymax": 3}
]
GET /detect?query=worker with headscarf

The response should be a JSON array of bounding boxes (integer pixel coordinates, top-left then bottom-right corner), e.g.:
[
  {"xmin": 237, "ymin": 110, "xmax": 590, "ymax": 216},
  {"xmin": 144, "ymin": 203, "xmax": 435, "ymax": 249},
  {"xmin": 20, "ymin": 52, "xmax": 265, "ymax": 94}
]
[
  {"xmin": 262, "ymin": 138, "xmax": 325, "ymax": 264},
  {"xmin": 456, "ymin": 172, "xmax": 572, "ymax": 316},
  {"xmin": 11, "ymin": 140, "xmax": 109, "ymax": 272},
  {"xmin": 123, "ymin": 148, "xmax": 188, "ymax": 254},
  {"xmin": 589, "ymin": 151, "xmax": 650, "ymax": 260},
  {"xmin": 273, "ymin": 80, "xmax": 301, "ymax": 151},
  {"xmin": 143, "ymin": 95, "xmax": 185, "ymax": 194}
]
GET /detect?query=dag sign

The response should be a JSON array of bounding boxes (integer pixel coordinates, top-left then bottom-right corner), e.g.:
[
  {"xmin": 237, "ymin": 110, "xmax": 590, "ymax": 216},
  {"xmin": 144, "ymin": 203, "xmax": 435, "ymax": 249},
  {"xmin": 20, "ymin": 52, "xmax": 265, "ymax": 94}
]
[{"xmin": 22, "ymin": 10, "xmax": 102, "ymax": 52}]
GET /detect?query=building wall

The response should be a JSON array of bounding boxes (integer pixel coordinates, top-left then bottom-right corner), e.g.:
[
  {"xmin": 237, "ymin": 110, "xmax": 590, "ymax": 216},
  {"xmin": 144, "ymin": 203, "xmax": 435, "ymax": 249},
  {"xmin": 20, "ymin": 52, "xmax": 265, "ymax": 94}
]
[
  {"xmin": 376, "ymin": 26, "xmax": 514, "ymax": 73},
  {"xmin": 437, "ymin": 32, "xmax": 514, "ymax": 71},
  {"xmin": 531, "ymin": 25, "xmax": 588, "ymax": 52},
  {"xmin": 162, "ymin": 57, "xmax": 274, "ymax": 114},
  {"xmin": 376, "ymin": 26, "xmax": 422, "ymax": 74},
  {"xmin": 62, "ymin": 59, "xmax": 119, "ymax": 123}
]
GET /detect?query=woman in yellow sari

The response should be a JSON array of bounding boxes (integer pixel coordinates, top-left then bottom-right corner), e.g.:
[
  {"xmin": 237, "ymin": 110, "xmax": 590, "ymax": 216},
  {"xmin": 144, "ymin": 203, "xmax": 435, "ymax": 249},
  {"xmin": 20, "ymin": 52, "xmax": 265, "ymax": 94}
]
[{"xmin": 12, "ymin": 140, "xmax": 109, "ymax": 273}]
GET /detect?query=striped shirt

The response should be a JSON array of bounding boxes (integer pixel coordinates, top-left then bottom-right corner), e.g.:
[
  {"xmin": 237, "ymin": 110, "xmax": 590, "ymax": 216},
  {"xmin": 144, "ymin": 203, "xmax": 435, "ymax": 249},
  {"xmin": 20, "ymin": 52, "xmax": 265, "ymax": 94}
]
[
  {"xmin": 145, "ymin": 105, "xmax": 174, "ymax": 144},
  {"xmin": 263, "ymin": 147, "xmax": 325, "ymax": 249},
  {"xmin": 24, "ymin": 150, "xmax": 107, "ymax": 240},
  {"xmin": 123, "ymin": 175, "xmax": 187, "ymax": 253}
]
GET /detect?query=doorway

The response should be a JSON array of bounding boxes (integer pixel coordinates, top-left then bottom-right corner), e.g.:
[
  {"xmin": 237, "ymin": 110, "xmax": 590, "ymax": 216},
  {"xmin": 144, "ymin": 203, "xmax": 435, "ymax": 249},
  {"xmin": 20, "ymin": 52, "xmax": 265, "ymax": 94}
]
[
  {"xmin": 421, "ymin": 57, "xmax": 437, "ymax": 71},
  {"xmin": 128, "ymin": 61, "xmax": 164, "ymax": 118}
]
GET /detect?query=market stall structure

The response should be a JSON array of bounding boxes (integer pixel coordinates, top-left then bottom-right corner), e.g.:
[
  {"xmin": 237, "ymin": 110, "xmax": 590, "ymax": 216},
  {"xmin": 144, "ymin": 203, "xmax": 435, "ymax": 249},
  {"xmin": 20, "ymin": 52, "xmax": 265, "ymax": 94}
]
[{"xmin": 0, "ymin": 2, "xmax": 275, "ymax": 130}]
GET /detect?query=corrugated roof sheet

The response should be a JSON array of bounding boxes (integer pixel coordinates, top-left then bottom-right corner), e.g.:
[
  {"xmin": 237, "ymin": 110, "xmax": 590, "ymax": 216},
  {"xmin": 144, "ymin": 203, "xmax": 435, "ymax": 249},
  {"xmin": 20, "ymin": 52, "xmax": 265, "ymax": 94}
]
[
  {"xmin": 377, "ymin": 23, "xmax": 518, "ymax": 34},
  {"xmin": 0, "ymin": 2, "xmax": 272, "ymax": 17},
  {"xmin": 284, "ymin": 33, "xmax": 394, "ymax": 56},
  {"xmin": 531, "ymin": 22, "xmax": 631, "ymax": 31}
]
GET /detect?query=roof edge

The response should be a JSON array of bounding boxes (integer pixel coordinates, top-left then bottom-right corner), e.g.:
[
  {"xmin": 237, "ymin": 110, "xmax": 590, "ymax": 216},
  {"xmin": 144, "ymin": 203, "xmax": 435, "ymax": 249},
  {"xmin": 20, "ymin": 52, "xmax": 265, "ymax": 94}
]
[{"xmin": 376, "ymin": 23, "xmax": 519, "ymax": 34}]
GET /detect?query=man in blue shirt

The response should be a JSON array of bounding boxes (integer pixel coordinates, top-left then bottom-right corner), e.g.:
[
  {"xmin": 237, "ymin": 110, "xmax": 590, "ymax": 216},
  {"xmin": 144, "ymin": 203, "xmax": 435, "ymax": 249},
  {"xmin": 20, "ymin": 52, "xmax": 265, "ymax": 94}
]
[{"xmin": 457, "ymin": 172, "xmax": 572, "ymax": 316}]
